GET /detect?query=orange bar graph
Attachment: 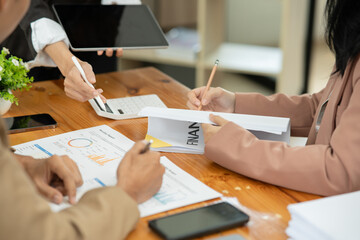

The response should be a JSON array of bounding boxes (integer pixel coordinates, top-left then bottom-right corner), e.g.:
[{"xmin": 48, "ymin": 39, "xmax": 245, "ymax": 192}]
[{"xmin": 88, "ymin": 154, "xmax": 118, "ymax": 166}]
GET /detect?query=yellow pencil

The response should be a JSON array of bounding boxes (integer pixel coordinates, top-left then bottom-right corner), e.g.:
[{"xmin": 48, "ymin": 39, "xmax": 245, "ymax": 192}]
[{"xmin": 198, "ymin": 59, "xmax": 219, "ymax": 110}]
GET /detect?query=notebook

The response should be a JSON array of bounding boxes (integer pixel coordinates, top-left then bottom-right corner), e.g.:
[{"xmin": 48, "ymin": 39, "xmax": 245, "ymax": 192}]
[
  {"xmin": 89, "ymin": 94, "xmax": 167, "ymax": 120},
  {"xmin": 138, "ymin": 107, "xmax": 290, "ymax": 154}
]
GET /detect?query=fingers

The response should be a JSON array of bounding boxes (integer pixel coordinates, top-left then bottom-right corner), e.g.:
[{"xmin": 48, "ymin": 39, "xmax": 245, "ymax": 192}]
[
  {"xmin": 187, "ymin": 87, "xmax": 221, "ymax": 107},
  {"xmin": 97, "ymin": 49, "xmax": 123, "ymax": 57},
  {"xmin": 209, "ymin": 114, "xmax": 229, "ymax": 126},
  {"xmin": 61, "ymin": 173, "xmax": 77, "ymax": 205},
  {"xmin": 116, "ymin": 48, "xmax": 123, "ymax": 57},
  {"xmin": 48, "ymin": 155, "xmax": 83, "ymax": 205},
  {"xmin": 186, "ymin": 100, "xmax": 198, "ymax": 110},
  {"xmin": 80, "ymin": 61, "xmax": 96, "ymax": 84},
  {"xmin": 36, "ymin": 179, "xmax": 64, "ymax": 204},
  {"xmin": 99, "ymin": 92, "xmax": 107, "ymax": 103},
  {"xmin": 64, "ymin": 79, "xmax": 98, "ymax": 102},
  {"xmin": 201, "ymin": 87, "xmax": 222, "ymax": 106},
  {"xmin": 116, "ymin": 140, "xmax": 163, "ymax": 203},
  {"xmin": 129, "ymin": 140, "xmax": 148, "ymax": 155},
  {"xmin": 63, "ymin": 156, "xmax": 83, "ymax": 187},
  {"xmin": 187, "ymin": 87, "xmax": 205, "ymax": 107},
  {"xmin": 106, "ymin": 48, "xmax": 113, "ymax": 57},
  {"xmin": 64, "ymin": 63, "xmax": 101, "ymax": 102}
]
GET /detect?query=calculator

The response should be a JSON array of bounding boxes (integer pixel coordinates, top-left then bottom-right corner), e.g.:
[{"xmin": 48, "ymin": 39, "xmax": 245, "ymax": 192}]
[{"xmin": 89, "ymin": 94, "xmax": 167, "ymax": 120}]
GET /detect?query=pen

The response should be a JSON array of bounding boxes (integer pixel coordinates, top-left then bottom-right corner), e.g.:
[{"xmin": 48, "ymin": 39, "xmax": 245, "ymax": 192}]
[
  {"xmin": 71, "ymin": 56, "xmax": 106, "ymax": 111},
  {"xmin": 198, "ymin": 59, "xmax": 219, "ymax": 111},
  {"xmin": 140, "ymin": 140, "xmax": 153, "ymax": 154}
]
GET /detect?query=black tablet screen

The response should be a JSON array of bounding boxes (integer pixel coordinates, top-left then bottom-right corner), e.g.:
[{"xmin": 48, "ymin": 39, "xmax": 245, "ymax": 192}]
[{"xmin": 53, "ymin": 4, "xmax": 168, "ymax": 50}]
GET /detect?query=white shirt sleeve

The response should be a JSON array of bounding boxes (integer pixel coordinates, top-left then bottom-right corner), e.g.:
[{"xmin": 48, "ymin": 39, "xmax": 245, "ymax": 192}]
[
  {"xmin": 28, "ymin": 0, "xmax": 141, "ymax": 69},
  {"xmin": 28, "ymin": 18, "xmax": 69, "ymax": 69}
]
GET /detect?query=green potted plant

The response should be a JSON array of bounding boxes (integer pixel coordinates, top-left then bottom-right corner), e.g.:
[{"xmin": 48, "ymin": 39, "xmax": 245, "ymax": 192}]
[{"xmin": 0, "ymin": 47, "xmax": 34, "ymax": 115}]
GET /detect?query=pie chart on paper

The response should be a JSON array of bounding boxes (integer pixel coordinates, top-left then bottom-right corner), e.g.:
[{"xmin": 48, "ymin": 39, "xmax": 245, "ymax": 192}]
[{"xmin": 68, "ymin": 138, "xmax": 93, "ymax": 148}]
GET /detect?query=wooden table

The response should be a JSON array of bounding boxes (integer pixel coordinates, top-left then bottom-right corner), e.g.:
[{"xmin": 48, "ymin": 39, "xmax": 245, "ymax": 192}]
[{"xmin": 6, "ymin": 67, "xmax": 321, "ymax": 239}]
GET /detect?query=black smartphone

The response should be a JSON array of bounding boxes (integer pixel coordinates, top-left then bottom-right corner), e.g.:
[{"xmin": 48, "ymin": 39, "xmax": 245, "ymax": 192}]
[
  {"xmin": 148, "ymin": 202, "xmax": 250, "ymax": 240},
  {"xmin": 4, "ymin": 113, "xmax": 57, "ymax": 134}
]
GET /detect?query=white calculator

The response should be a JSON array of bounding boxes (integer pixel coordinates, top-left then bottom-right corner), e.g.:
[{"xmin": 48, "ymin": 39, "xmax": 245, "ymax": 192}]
[{"xmin": 89, "ymin": 94, "xmax": 167, "ymax": 120}]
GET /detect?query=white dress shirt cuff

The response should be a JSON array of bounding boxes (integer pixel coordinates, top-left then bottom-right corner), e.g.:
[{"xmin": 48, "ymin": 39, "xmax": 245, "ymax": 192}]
[{"xmin": 28, "ymin": 18, "xmax": 69, "ymax": 69}]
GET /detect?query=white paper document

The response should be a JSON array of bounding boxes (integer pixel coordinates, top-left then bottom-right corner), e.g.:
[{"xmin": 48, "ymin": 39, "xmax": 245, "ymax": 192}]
[
  {"xmin": 286, "ymin": 191, "xmax": 360, "ymax": 240},
  {"xmin": 138, "ymin": 107, "xmax": 290, "ymax": 154},
  {"xmin": 12, "ymin": 125, "xmax": 221, "ymax": 217}
]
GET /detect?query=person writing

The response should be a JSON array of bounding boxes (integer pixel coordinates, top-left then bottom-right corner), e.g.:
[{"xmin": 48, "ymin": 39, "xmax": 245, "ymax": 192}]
[
  {"xmin": 187, "ymin": 0, "xmax": 360, "ymax": 196},
  {"xmin": 0, "ymin": 0, "xmax": 138, "ymax": 103},
  {"xmin": 0, "ymin": 3, "xmax": 164, "ymax": 240}
]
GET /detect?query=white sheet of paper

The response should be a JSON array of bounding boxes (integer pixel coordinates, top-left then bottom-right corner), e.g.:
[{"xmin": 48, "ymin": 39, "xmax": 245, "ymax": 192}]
[
  {"xmin": 139, "ymin": 107, "xmax": 290, "ymax": 135},
  {"xmin": 13, "ymin": 125, "xmax": 221, "ymax": 217},
  {"xmin": 139, "ymin": 107, "xmax": 290, "ymax": 154},
  {"xmin": 286, "ymin": 191, "xmax": 360, "ymax": 240}
]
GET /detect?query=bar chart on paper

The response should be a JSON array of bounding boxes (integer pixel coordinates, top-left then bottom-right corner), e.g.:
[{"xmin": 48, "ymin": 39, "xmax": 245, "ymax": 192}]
[
  {"xmin": 138, "ymin": 158, "xmax": 221, "ymax": 217},
  {"xmin": 12, "ymin": 125, "xmax": 135, "ymax": 208},
  {"xmin": 13, "ymin": 125, "xmax": 221, "ymax": 216},
  {"xmin": 87, "ymin": 154, "xmax": 120, "ymax": 166},
  {"xmin": 14, "ymin": 126, "xmax": 132, "ymax": 171}
]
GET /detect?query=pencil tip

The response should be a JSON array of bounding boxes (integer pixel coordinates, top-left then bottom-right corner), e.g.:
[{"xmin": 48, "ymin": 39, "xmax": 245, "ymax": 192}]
[{"xmin": 215, "ymin": 59, "xmax": 219, "ymax": 65}]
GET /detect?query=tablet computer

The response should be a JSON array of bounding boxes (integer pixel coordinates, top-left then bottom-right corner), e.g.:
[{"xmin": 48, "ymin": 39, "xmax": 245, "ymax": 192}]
[{"xmin": 52, "ymin": 4, "xmax": 168, "ymax": 51}]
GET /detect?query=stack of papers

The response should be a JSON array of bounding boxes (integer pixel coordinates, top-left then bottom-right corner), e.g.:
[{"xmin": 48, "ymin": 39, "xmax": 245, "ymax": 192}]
[
  {"xmin": 12, "ymin": 125, "xmax": 221, "ymax": 217},
  {"xmin": 138, "ymin": 107, "xmax": 290, "ymax": 154},
  {"xmin": 286, "ymin": 191, "xmax": 360, "ymax": 240}
]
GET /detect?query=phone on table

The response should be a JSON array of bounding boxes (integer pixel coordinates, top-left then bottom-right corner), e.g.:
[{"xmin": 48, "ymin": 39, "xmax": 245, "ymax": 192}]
[
  {"xmin": 4, "ymin": 113, "xmax": 57, "ymax": 134},
  {"xmin": 148, "ymin": 202, "xmax": 250, "ymax": 240}
]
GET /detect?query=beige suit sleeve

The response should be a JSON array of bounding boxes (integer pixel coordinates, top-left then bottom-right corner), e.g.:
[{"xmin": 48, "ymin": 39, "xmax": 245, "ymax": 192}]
[
  {"xmin": 205, "ymin": 77, "xmax": 360, "ymax": 196},
  {"xmin": 233, "ymin": 91, "xmax": 324, "ymax": 136},
  {"xmin": 0, "ymin": 125, "xmax": 139, "ymax": 240}
]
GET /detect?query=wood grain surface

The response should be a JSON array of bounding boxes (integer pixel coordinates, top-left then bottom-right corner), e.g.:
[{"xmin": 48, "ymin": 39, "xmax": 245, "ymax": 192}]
[{"xmin": 5, "ymin": 67, "xmax": 321, "ymax": 240}]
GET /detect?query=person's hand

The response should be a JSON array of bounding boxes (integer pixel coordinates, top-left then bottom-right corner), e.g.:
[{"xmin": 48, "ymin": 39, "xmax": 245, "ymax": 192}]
[
  {"xmin": 64, "ymin": 59, "xmax": 106, "ymax": 102},
  {"xmin": 16, "ymin": 154, "xmax": 83, "ymax": 205},
  {"xmin": 116, "ymin": 141, "xmax": 165, "ymax": 203},
  {"xmin": 43, "ymin": 42, "xmax": 106, "ymax": 103},
  {"xmin": 97, "ymin": 48, "xmax": 123, "ymax": 57},
  {"xmin": 187, "ymin": 87, "xmax": 236, "ymax": 113},
  {"xmin": 202, "ymin": 114, "xmax": 230, "ymax": 143}
]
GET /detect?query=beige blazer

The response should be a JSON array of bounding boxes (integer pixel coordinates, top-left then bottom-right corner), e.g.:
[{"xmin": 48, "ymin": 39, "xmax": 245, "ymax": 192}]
[
  {"xmin": 205, "ymin": 56, "xmax": 360, "ymax": 196},
  {"xmin": 0, "ymin": 120, "xmax": 139, "ymax": 240}
]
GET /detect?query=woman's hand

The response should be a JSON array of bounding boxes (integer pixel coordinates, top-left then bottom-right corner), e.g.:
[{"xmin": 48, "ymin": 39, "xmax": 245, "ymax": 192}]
[
  {"xmin": 202, "ymin": 114, "xmax": 229, "ymax": 143},
  {"xmin": 16, "ymin": 154, "xmax": 83, "ymax": 205},
  {"xmin": 64, "ymin": 59, "xmax": 106, "ymax": 102},
  {"xmin": 44, "ymin": 41, "xmax": 106, "ymax": 103},
  {"xmin": 187, "ymin": 87, "xmax": 236, "ymax": 113}
]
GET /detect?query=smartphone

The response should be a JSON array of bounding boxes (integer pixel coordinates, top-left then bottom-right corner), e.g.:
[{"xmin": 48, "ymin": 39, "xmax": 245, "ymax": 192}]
[
  {"xmin": 148, "ymin": 202, "xmax": 250, "ymax": 240},
  {"xmin": 4, "ymin": 113, "xmax": 57, "ymax": 134}
]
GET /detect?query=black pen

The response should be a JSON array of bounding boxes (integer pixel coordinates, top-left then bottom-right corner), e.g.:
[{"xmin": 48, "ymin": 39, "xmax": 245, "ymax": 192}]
[{"xmin": 140, "ymin": 140, "xmax": 153, "ymax": 154}]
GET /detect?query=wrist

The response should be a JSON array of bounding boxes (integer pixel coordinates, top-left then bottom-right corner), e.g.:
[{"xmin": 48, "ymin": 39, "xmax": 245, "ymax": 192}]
[
  {"xmin": 13, "ymin": 154, "xmax": 34, "ymax": 170},
  {"xmin": 44, "ymin": 41, "xmax": 74, "ymax": 77},
  {"xmin": 117, "ymin": 181, "xmax": 139, "ymax": 203}
]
